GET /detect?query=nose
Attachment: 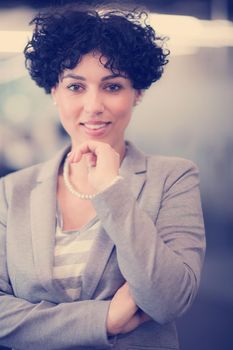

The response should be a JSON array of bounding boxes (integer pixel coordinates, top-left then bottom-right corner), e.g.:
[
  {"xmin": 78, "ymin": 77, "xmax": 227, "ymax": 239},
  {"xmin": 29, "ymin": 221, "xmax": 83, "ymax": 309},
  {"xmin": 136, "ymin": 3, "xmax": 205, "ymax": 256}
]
[{"xmin": 83, "ymin": 89, "xmax": 104, "ymax": 116}]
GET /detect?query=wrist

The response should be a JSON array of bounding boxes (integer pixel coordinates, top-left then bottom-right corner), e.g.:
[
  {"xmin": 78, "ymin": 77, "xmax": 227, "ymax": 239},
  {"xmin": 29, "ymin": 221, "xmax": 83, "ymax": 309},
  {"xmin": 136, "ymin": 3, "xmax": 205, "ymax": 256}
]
[{"xmin": 95, "ymin": 175, "xmax": 123, "ymax": 193}]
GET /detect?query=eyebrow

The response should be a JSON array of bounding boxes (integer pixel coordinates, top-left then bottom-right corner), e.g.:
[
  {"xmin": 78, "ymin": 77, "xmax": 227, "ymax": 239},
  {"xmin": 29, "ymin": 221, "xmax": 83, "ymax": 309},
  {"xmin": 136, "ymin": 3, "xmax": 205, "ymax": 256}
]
[{"xmin": 60, "ymin": 73, "xmax": 125, "ymax": 82}]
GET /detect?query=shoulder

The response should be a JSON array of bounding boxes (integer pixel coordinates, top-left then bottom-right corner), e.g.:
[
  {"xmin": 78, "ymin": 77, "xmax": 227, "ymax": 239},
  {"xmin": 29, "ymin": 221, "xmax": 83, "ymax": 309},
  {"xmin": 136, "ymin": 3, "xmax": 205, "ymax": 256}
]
[
  {"xmin": 126, "ymin": 141, "xmax": 198, "ymax": 173},
  {"xmin": 145, "ymin": 154, "xmax": 200, "ymax": 191},
  {"xmin": 126, "ymin": 141, "xmax": 199, "ymax": 184},
  {"xmin": 0, "ymin": 145, "xmax": 69, "ymax": 198},
  {"xmin": 0, "ymin": 162, "xmax": 45, "ymax": 199},
  {"xmin": 2, "ymin": 162, "xmax": 44, "ymax": 183},
  {"xmin": 146, "ymin": 154, "xmax": 198, "ymax": 174},
  {"xmin": 0, "ymin": 164, "xmax": 43, "ymax": 218}
]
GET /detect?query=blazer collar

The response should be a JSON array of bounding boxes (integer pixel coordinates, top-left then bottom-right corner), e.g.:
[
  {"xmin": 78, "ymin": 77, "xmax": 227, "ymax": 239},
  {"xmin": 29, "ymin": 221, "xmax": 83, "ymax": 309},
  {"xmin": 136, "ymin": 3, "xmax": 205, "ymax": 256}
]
[
  {"xmin": 31, "ymin": 145, "xmax": 71, "ymax": 301},
  {"xmin": 121, "ymin": 140, "xmax": 147, "ymax": 177},
  {"xmin": 36, "ymin": 145, "xmax": 71, "ymax": 183}
]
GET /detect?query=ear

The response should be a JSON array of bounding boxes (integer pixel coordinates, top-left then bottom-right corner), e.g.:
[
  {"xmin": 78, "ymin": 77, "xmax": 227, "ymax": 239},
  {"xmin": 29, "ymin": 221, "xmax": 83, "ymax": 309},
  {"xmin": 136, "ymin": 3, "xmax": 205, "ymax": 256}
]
[
  {"xmin": 134, "ymin": 89, "xmax": 144, "ymax": 106},
  {"xmin": 51, "ymin": 87, "xmax": 57, "ymax": 106}
]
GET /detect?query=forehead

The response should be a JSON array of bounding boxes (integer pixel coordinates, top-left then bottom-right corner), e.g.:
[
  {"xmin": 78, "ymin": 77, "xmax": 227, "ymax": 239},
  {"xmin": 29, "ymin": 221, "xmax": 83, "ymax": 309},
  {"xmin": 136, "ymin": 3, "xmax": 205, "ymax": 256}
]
[
  {"xmin": 59, "ymin": 52, "xmax": 132, "ymax": 86},
  {"xmin": 62, "ymin": 52, "xmax": 110, "ymax": 76}
]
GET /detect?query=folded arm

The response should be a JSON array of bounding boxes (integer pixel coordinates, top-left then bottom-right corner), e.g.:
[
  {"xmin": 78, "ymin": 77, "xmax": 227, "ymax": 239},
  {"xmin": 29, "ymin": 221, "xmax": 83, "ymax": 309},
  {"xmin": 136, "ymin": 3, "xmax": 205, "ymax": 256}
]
[{"xmin": 92, "ymin": 158, "xmax": 206, "ymax": 324}]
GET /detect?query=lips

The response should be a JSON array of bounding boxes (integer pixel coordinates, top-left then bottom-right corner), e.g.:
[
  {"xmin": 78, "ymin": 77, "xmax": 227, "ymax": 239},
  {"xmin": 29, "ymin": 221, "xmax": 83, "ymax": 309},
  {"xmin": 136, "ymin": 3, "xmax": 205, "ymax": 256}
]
[
  {"xmin": 80, "ymin": 121, "xmax": 111, "ymax": 129},
  {"xmin": 79, "ymin": 121, "xmax": 112, "ymax": 136}
]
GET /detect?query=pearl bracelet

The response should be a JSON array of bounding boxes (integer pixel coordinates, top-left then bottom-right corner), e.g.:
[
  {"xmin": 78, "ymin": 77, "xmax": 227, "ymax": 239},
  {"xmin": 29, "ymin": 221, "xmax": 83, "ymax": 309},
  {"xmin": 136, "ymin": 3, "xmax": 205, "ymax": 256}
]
[
  {"xmin": 97, "ymin": 175, "xmax": 123, "ymax": 195},
  {"xmin": 63, "ymin": 157, "xmax": 123, "ymax": 200}
]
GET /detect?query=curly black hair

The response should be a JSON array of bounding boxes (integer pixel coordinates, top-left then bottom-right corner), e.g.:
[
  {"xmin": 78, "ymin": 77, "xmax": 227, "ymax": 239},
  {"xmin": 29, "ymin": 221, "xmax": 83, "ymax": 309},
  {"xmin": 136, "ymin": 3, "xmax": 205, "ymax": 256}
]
[{"xmin": 24, "ymin": 6, "xmax": 169, "ymax": 94}]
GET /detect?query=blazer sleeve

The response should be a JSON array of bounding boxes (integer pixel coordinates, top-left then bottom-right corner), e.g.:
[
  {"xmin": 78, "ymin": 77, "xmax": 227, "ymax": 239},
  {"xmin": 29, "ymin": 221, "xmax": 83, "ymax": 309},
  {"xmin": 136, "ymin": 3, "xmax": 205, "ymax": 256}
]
[
  {"xmin": 0, "ymin": 178, "xmax": 111, "ymax": 350},
  {"xmin": 92, "ymin": 158, "xmax": 206, "ymax": 324}
]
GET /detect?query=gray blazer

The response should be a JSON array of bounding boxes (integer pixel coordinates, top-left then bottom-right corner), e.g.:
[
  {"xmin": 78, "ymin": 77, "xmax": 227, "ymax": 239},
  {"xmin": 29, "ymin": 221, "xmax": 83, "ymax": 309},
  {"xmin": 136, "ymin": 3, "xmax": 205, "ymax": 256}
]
[{"xmin": 0, "ymin": 141, "xmax": 205, "ymax": 350}]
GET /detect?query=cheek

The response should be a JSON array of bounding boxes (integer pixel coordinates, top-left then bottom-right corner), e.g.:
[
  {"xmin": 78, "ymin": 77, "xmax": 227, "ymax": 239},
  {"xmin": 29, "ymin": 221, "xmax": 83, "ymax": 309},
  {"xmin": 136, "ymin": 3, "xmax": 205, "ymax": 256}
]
[
  {"xmin": 57, "ymin": 107, "xmax": 75, "ymax": 135},
  {"xmin": 58, "ymin": 100, "xmax": 81, "ymax": 121},
  {"xmin": 111, "ymin": 96, "xmax": 134, "ymax": 118},
  {"xmin": 114, "ymin": 107, "xmax": 133, "ymax": 132}
]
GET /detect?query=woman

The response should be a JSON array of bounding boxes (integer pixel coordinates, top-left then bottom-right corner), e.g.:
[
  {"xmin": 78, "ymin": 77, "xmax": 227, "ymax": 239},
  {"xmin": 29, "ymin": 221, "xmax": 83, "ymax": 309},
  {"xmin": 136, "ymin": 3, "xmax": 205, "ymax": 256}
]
[{"xmin": 0, "ymin": 6, "xmax": 205, "ymax": 350}]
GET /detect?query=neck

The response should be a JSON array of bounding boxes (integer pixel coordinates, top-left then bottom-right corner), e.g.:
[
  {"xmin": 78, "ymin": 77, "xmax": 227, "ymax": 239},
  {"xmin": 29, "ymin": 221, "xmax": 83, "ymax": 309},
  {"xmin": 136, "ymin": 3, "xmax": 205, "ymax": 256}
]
[{"xmin": 115, "ymin": 141, "xmax": 126, "ymax": 163}]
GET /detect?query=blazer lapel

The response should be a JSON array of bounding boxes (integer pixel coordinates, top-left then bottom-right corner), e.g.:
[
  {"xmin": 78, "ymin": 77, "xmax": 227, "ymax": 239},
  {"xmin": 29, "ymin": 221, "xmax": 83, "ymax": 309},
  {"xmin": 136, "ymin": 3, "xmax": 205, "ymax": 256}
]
[
  {"xmin": 120, "ymin": 141, "xmax": 147, "ymax": 200},
  {"xmin": 30, "ymin": 146, "xmax": 70, "ymax": 299},
  {"xmin": 30, "ymin": 178, "xmax": 57, "ymax": 293},
  {"xmin": 80, "ymin": 228, "xmax": 115, "ymax": 300}
]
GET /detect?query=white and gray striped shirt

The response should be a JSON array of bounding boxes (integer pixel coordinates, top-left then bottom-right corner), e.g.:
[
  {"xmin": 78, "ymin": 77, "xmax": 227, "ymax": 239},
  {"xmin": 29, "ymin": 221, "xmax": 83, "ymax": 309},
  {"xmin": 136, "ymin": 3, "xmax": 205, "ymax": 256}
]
[{"xmin": 53, "ymin": 214, "xmax": 100, "ymax": 301}]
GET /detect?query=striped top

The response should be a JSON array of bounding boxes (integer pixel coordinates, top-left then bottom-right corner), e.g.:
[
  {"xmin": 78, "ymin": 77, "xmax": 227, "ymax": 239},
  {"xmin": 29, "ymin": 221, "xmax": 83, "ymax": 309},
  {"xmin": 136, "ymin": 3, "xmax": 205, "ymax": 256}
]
[{"xmin": 53, "ymin": 213, "xmax": 100, "ymax": 301}]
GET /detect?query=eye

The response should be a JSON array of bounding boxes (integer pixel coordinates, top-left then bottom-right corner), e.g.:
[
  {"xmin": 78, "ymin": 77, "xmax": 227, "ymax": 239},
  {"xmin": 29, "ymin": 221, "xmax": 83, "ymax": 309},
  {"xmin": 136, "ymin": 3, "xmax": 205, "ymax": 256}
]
[
  {"xmin": 104, "ymin": 83, "xmax": 123, "ymax": 92},
  {"xmin": 67, "ymin": 83, "xmax": 85, "ymax": 92}
]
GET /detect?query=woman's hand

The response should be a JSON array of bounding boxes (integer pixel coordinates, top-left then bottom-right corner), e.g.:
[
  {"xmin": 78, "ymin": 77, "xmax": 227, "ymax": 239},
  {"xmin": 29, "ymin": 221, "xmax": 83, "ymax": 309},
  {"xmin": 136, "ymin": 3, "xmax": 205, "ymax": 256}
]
[
  {"xmin": 68, "ymin": 141, "xmax": 120, "ymax": 191},
  {"xmin": 107, "ymin": 283, "xmax": 151, "ymax": 336}
]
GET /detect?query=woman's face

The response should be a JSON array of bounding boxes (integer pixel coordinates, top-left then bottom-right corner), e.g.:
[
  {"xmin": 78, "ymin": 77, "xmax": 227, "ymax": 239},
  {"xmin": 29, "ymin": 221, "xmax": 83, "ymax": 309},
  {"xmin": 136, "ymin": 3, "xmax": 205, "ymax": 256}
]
[{"xmin": 52, "ymin": 52, "xmax": 141, "ymax": 153}]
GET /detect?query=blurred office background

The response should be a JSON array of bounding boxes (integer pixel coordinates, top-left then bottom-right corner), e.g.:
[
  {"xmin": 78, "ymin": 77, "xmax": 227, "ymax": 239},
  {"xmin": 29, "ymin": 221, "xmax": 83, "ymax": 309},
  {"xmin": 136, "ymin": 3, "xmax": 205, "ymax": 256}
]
[{"xmin": 0, "ymin": 0, "xmax": 232, "ymax": 349}]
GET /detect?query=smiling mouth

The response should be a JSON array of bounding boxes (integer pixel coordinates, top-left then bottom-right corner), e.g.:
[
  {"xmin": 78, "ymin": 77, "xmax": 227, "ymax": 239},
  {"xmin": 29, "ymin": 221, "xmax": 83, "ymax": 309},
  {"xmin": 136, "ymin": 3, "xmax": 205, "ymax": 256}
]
[{"xmin": 80, "ymin": 122, "xmax": 111, "ymax": 130}]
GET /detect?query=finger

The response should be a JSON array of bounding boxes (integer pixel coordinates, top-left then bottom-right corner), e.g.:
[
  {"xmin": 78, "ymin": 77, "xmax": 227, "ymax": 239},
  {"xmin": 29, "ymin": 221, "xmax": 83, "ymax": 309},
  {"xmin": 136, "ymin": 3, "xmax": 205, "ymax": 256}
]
[
  {"xmin": 121, "ymin": 311, "xmax": 151, "ymax": 334},
  {"xmin": 78, "ymin": 141, "xmax": 100, "ymax": 156},
  {"xmin": 68, "ymin": 147, "xmax": 88, "ymax": 163},
  {"xmin": 67, "ymin": 151, "xmax": 81, "ymax": 163},
  {"xmin": 85, "ymin": 152, "xmax": 97, "ymax": 168},
  {"xmin": 68, "ymin": 142, "xmax": 100, "ymax": 163},
  {"xmin": 138, "ymin": 310, "xmax": 151, "ymax": 323},
  {"xmin": 121, "ymin": 314, "xmax": 141, "ymax": 334},
  {"xmin": 78, "ymin": 140, "xmax": 113, "ymax": 159}
]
